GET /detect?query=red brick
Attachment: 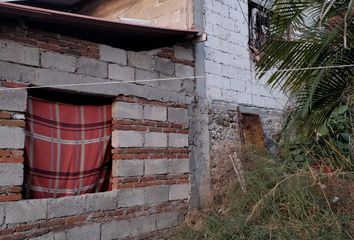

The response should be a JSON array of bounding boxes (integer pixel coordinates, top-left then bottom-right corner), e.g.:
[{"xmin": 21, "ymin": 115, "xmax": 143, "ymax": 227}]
[
  {"xmin": 0, "ymin": 156, "xmax": 24, "ymax": 163},
  {"xmin": 0, "ymin": 120, "xmax": 25, "ymax": 128},
  {"xmin": 0, "ymin": 194, "xmax": 22, "ymax": 202},
  {"xmin": 0, "ymin": 112, "xmax": 11, "ymax": 119}
]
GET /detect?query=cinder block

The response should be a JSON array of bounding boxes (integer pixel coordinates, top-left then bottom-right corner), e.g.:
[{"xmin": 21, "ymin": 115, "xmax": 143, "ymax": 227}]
[
  {"xmin": 0, "ymin": 163, "xmax": 23, "ymax": 186},
  {"xmin": 0, "ymin": 40, "xmax": 40, "ymax": 66},
  {"xmin": 85, "ymin": 191, "xmax": 118, "ymax": 211},
  {"xmin": 101, "ymin": 220, "xmax": 130, "ymax": 240},
  {"xmin": 154, "ymin": 58, "xmax": 174, "ymax": 75},
  {"xmin": 143, "ymin": 105, "xmax": 166, "ymax": 121},
  {"xmin": 112, "ymin": 160, "xmax": 144, "ymax": 177},
  {"xmin": 144, "ymin": 159, "xmax": 168, "ymax": 175},
  {"xmin": 130, "ymin": 215, "xmax": 157, "ymax": 235},
  {"xmin": 0, "ymin": 126, "xmax": 25, "ymax": 149},
  {"xmin": 144, "ymin": 185, "xmax": 169, "ymax": 204},
  {"xmin": 108, "ymin": 64, "xmax": 134, "ymax": 81},
  {"xmin": 0, "ymin": 89, "xmax": 27, "ymax": 112},
  {"xmin": 0, "ymin": 205, "xmax": 5, "ymax": 226},
  {"xmin": 112, "ymin": 101, "xmax": 143, "ymax": 119},
  {"xmin": 41, "ymin": 51, "xmax": 76, "ymax": 72},
  {"xmin": 156, "ymin": 211, "xmax": 180, "ymax": 230},
  {"xmin": 168, "ymin": 133, "xmax": 188, "ymax": 148},
  {"xmin": 112, "ymin": 130, "xmax": 143, "ymax": 148},
  {"xmin": 128, "ymin": 51, "xmax": 153, "ymax": 70},
  {"xmin": 168, "ymin": 159, "xmax": 189, "ymax": 174},
  {"xmin": 175, "ymin": 64, "xmax": 194, "ymax": 78},
  {"xmin": 135, "ymin": 69, "xmax": 159, "ymax": 87},
  {"xmin": 169, "ymin": 184, "xmax": 190, "ymax": 201},
  {"xmin": 6, "ymin": 199, "xmax": 48, "ymax": 224},
  {"xmin": 29, "ymin": 233, "xmax": 55, "ymax": 240},
  {"xmin": 48, "ymin": 195, "xmax": 87, "ymax": 218},
  {"xmin": 118, "ymin": 188, "xmax": 144, "ymax": 207},
  {"xmin": 168, "ymin": 108, "xmax": 188, "ymax": 125},
  {"xmin": 66, "ymin": 224, "xmax": 101, "ymax": 240},
  {"xmin": 77, "ymin": 57, "xmax": 108, "ymax": 78},
  {"xmin": 173, "ymin": 46, "xmax": 193, "ymax": 61},
  {"xmin": 135, "ymin": 69, "xmax": 158, "ymax": 81},
  {"xmin": 100, "ymin": 44, "xmax": 127, "ymax": 65},
  {"xmin": 144, "ymin": 132, "xmax": 167, "ymax": 148}
]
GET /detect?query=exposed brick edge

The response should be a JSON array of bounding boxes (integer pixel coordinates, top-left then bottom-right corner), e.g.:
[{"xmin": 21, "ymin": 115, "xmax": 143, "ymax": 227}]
[
  {"xmin": 113, "ymin": 152, "xmax": 189, "ymax": 160},
  {"xmin": 112, "ymin": 148, "xmax": 189, "ymax": 154},
  {"xmin": 0, "ymin": 80, "xmax": 29, "ymax": 88},
  {"xmin": 0, "ymin": 186, "xmax": 22, "ymax": 202},
  {"xmin": 111, "ymin": 174, "xmax": 189, "ymax": 189},
  {"xmin": 157, "ymin": 47, "xmax": 194, "ymax": 67},
  {"xmin": 115, "ymin": 96, "xmax": 188, "ymax": 109},
  {"xmin": 0, "ymin": 25, "xmax": 99, "ymax": 59},
  {"xmin": 113, "ymin": 119, "xmax": 188, "ymax": 134},
  {"xmin": 0, "ymin": 200, "xmax": 188, "ymax": 240}
]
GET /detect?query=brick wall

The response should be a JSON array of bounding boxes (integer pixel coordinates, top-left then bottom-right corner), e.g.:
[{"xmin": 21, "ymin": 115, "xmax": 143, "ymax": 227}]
[
  {"xmin": 203, "ymin": 0, "xmax": 287, "ymax": 109},
  {"xmin": 0, "ymin": 20, "xmax": 194, "ymax": 239},
  {"xmin": 110, "ymin": 96, "xmax": 190, "ymax": 198},
  {"xmin": 0, "ymin": 83, "xmax": 27, "ymax": 204}
]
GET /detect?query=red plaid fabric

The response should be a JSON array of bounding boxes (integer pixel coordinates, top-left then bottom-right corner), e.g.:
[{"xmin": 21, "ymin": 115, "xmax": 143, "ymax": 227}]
[{"xmin": 24, "ymin": 97, "xmax": 112, "ymax": 199}]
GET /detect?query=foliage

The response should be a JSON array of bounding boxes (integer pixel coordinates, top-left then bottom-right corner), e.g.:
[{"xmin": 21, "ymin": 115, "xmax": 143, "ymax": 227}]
[
  {"xmin": 257, "ymin": 0, "xmax": 354, "ymax": 137},
  {"xmin": 171, "ymin": 151, "xmax": 354, "ymax": 240},
  {"xmin": 283, "ymin": 104, "xmax": 354, "ymax": 170}
]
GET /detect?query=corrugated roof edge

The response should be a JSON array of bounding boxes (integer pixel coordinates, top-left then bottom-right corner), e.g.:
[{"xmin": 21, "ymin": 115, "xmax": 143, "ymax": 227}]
[{"xmin": 0, "ymin": 2, "xmax": 205, "ymax": 50}]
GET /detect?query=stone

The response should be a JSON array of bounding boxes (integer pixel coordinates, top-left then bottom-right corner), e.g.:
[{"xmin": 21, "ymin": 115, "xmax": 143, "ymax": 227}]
[
  {"xmin": 0, "ymin": 40, "xmax": 40, "ymax": 66},
  {"xmin": 118, "ymin": 188, "xmax": 144, "ymax": 207},
  {"xmin": 112, "ymin": 160, "xmax": 144, "ymax": 177},
  {"xmin": 6, "ymin": 199, "xmax": 48, "ymax": 224},
  {"xmin": 168, "ymin": 159, "xmax": 190, "ymax": 174},
  {"xmin": 168, "ymin": 108, "xmax": 188, "ymax": 125},
  {"xmin": 168, "ymin": 133, "xmax": 188, "ymax": 148},
  {"xmin": 100, "ymin": 44, "xmax": 127, "ymax": 65},
  {"xmin": 66, "ymin": 224, "xmax": 101, "ymax": 240},
  {"xmin": 108, "ymin": 64, "xmax": 134, "ymax": 81},
  {"xmin": 112, "ymin": 101, "xmax": 143, "ymax": 119},
  {"xmin": 112, "ymin": 130, "xmax": 143, "ymax": 148},
  {"xmin": 48, "ymin": 195, "xmax": 87, "ymax": 218},
  {"xmin": 144, "ymin": 159, "xmax": 168, "ymax": 175},
  {"xmin": 144, "ymin": 185, "xmax": 169, "ymax": 204},
  {"xmin": 41, "ymin": 51, "xmax": 76, "ymax": 72},
  {"xmin": 101, "ymin": 220, "xmax": 130, "ymax": 240},
  {"xmin": 135, "ymin": 69, "xmax": 159, "ymax": 87},
  {"xmin": 144, "ymin": 132, "xmax": 167, "ymax": 148},
  {"xmin": 154, "ymin": 58, "xmax": 175, "ymax": 75},
  {"xmin": 77, "ymin": 57, "xmax": 108, "ymax": 78},
  {"xmin": 0, "ymin": 89, "xmax": 27, "ymax": 112},
  {"xmin": 169, "ymin": 184, "xmax": 190, "ymax": 201},
  {"xmin": 143, "ymin": 105, "xmax": 166, "ymax": 121},
  {"xmin": 0, "ymin": 163, "xmax": 23, "ymax": 186}
]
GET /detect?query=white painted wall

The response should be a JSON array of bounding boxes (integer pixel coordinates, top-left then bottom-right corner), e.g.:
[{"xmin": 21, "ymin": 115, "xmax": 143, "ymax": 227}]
[{"xmin": 203, "ymin": 0, "xmax": 287, "ymax": 109}]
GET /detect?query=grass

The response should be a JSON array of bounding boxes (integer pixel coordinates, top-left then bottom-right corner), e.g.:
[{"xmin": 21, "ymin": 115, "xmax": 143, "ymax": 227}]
[{"xmin": 170, "ymin": 150, "xmax": 354, "ymax": 240}]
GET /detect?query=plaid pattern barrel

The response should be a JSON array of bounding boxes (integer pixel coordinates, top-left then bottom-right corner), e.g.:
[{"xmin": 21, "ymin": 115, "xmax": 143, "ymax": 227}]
[{"xmin": 24, "ymin": 97, "xmax": 112, "ymax": 199}]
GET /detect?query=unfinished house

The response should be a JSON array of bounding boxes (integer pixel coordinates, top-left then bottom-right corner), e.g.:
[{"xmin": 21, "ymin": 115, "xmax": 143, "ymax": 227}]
[{"xmin": 0, "ymin": 0, "xmax": 285, "ymax": 239}]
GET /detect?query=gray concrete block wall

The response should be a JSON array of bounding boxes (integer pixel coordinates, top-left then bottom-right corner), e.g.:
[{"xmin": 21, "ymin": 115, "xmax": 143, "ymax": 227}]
[
  {"xmin": 0, "ymin": 38, "xmax": 195, "ymax": 105},
  {"xmin": 203, "ymin": 0, "xmax": 287, "ymax": 110},
  {"xmin": 0, "ymin": 26, "xmax": 194, "ymax": 238}
]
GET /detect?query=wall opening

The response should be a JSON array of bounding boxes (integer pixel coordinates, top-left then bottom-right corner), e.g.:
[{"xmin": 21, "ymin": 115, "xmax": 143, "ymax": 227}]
[
  {"xmin": 240, "ymin": 113, "xmax": 266, "ymax": 150},
  {"xmin": 24, "ymin": 89, "xmax": 113, "ymax": 199}
]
